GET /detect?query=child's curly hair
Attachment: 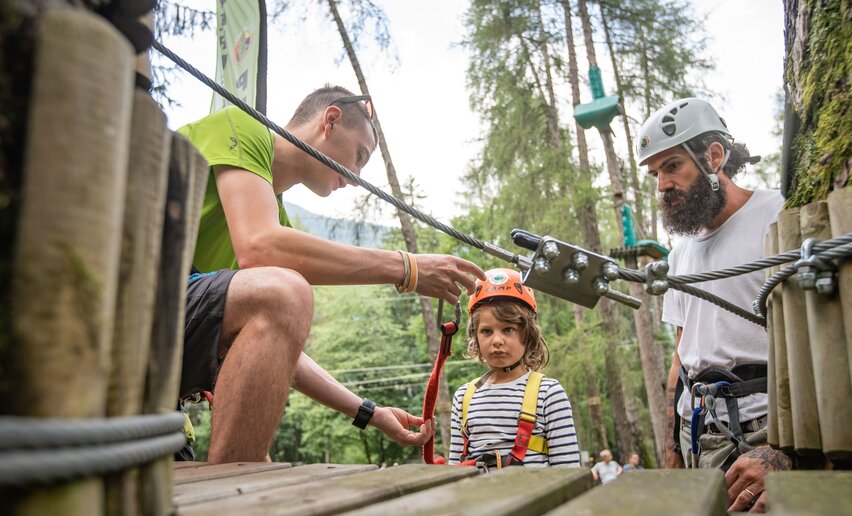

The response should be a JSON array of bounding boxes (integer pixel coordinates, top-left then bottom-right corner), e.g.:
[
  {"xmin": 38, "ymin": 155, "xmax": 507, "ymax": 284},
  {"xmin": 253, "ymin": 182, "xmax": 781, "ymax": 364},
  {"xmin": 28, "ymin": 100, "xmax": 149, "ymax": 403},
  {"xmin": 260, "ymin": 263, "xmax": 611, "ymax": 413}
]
[{"xmin": 465, "ymin": 299, "xmax": 550, "ymax": 371}]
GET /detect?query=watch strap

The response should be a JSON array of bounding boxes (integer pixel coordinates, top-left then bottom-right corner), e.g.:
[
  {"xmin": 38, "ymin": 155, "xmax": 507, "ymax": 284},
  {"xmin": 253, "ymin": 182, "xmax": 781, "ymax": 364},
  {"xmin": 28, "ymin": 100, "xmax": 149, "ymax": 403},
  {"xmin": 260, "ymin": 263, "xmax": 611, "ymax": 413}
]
[{"xmin": 352, "ymin": 398, "xmax": 376, "ymax": 429}]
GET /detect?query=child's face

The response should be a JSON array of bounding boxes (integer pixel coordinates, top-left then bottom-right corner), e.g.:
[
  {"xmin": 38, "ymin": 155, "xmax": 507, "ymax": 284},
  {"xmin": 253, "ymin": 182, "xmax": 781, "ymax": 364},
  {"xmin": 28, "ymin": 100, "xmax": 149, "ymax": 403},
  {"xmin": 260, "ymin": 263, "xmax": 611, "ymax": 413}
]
[{"xmin": 475, "ymin": 308, "xmax": 526, "ymax": 369}]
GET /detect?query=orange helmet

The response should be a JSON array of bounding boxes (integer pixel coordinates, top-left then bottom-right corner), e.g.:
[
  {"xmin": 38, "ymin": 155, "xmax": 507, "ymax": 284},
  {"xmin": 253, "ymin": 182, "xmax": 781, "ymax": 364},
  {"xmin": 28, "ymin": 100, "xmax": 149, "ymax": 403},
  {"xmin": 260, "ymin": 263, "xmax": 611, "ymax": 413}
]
[{"xmin": 467, "ymin": 268, "xmax": 537, "ymax": 315}]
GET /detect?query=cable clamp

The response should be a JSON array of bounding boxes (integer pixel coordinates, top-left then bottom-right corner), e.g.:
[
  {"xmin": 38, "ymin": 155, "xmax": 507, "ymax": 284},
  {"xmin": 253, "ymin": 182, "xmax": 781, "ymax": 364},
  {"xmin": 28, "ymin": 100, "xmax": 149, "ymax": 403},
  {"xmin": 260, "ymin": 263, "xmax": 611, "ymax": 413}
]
[
  {"xmin": 795, "ymin": 238, "xmax": 837, "ymax": 295},
  {"xmin": 644, "ymin": 260, "xmax": 670, "ymax": 296}
]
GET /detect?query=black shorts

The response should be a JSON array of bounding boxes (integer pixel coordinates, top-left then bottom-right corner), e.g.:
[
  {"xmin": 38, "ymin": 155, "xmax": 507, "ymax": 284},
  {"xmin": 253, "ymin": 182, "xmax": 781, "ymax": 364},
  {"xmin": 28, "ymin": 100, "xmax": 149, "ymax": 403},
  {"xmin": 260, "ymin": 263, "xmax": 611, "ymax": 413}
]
[{"xmin": 181, "ymin": 268, "xmax": 238, "ymax": 397}]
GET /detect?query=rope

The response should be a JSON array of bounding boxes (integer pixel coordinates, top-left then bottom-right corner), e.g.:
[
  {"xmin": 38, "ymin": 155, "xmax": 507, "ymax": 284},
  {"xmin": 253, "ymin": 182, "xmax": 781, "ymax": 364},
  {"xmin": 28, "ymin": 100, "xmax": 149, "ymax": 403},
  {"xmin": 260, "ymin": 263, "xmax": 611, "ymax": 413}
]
[
  {"xmin": 0, "ymin": 413, "xmax": 186, "ymax": 487},
  {"xmin": 153, "ymin": 40, "xmax": 852, "ymax": 327},
  {"xmin": 669, "ymin": 282, "xmax": 766, "ymax": 327},
  {"xmin": 153, "ymin": 40, "xmax": 487, "ymax": 252},
  {"xmin": 616, "ymin": 233, "xmax": 852, "ymax": 327},
  {"xmin": 753, "ymin": 240, "xmax": 852, "ymax": 318},
  {"xmin": 669, "ymin": 233, "xmax": 852, "ymax": 285},
  {"xmin": 0, "ymin": 434, "xmax": 186, "ymax": 488},
  {"xmin": 0, "ymin": 412, "xmax": 185, "ymax": 450}
]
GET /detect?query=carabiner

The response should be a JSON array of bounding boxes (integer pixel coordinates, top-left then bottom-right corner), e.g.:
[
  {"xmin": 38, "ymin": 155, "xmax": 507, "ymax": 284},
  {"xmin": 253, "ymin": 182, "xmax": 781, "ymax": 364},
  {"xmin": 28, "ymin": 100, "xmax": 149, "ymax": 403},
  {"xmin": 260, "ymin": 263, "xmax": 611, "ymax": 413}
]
[{"xmin": 436, "ymin": 299, "xmax": 461, "ymax": 332}]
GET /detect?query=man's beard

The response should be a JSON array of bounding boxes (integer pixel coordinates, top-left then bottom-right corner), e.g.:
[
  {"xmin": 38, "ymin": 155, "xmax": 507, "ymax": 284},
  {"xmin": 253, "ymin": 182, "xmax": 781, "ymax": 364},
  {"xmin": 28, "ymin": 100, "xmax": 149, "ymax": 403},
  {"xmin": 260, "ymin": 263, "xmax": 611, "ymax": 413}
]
[{"xmin": 660, "ymin": 174, "xmax": 727, "ymax": 235}]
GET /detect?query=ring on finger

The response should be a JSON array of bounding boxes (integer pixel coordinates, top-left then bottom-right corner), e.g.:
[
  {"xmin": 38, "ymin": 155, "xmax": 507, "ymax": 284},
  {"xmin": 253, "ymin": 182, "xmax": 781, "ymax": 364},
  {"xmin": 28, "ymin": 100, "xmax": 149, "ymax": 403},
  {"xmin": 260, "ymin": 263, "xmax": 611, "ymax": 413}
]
[{"xmin": 744, "ymin": 487, "xmax": 756, "ymax": 499}]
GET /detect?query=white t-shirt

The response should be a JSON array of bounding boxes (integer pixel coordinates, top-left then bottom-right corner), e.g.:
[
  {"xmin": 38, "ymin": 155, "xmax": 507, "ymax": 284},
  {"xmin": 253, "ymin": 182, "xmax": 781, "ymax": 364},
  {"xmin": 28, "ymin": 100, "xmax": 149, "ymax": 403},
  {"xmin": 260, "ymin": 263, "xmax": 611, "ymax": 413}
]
[
  {"xmin": 663, "ymin": 189, "xmax": 784, "ymax": 423},
  {"xmin": 592, "ymin": 460, "xmax": 621, "ymax": 484}
]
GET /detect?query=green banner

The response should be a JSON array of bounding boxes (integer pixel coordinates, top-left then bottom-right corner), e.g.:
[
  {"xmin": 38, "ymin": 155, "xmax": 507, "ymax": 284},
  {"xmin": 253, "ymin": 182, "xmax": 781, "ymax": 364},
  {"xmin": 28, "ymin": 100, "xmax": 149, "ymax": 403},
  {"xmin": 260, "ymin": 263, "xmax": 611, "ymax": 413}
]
[{"xmin": 211, "ymin": 0, "xmax": 261, "ymax": 113}]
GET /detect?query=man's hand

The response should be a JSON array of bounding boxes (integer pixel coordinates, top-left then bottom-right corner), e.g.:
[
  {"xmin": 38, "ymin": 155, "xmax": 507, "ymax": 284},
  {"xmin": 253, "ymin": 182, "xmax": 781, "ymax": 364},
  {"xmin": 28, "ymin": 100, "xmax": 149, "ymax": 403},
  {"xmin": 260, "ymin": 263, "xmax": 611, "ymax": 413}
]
[
  {"xmin": 413, "ymin": 254, "xmax": 486, "ymax": 304},
  {"xmin": 725, "ymin": 445, "xmax": 792, "ymax": 513},
  {"xmin": 370, "ymin": 406, "xmax": 436, "ymax": 447}
]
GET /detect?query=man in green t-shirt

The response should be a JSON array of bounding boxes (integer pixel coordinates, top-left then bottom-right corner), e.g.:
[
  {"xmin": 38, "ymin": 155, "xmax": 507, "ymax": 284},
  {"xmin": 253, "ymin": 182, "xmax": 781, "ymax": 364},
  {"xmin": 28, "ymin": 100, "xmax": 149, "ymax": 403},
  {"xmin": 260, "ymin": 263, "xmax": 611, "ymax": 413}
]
[{"xmin": 179, "ymin": 85, "xmax": 486, "ymax": 463}]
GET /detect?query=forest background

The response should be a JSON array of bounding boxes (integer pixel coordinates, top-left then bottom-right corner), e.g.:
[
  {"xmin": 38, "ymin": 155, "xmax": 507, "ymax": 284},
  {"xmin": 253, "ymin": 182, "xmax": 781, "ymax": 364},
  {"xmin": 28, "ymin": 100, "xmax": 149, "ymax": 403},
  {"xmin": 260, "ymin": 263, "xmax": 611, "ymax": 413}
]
[{"xmin": 157, "ymin": 0, "xmax": 784, "ymax": 467}]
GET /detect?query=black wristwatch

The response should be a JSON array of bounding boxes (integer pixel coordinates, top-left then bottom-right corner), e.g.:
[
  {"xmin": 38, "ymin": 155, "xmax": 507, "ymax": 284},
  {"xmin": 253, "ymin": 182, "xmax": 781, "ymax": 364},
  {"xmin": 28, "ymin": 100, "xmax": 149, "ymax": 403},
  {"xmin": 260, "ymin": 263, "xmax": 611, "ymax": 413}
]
[{"xmin": 352, "ymin": 398, "xmax": 376, "ymax": 429}]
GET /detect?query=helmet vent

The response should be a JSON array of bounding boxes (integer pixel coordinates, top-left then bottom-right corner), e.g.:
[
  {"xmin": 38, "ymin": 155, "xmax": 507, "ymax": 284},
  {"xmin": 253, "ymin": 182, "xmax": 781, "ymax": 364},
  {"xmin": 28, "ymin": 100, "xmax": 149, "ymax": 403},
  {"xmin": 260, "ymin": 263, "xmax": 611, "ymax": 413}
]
[
  {"xmin": 679, "ymin": 102, "xmax": 689, "ymax": 109},
  {"xmin": 661, "ymin": 114, "xmax": 677, "ymax": 136}
]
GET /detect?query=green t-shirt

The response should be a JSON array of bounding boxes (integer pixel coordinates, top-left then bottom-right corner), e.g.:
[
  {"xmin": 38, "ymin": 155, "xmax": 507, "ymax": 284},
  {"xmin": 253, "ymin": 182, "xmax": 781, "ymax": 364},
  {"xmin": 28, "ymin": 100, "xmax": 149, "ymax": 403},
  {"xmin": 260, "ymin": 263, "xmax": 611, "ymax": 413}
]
[{"xmin": 177, "ymin": 106, "xmax": 292, "ymax": 272}]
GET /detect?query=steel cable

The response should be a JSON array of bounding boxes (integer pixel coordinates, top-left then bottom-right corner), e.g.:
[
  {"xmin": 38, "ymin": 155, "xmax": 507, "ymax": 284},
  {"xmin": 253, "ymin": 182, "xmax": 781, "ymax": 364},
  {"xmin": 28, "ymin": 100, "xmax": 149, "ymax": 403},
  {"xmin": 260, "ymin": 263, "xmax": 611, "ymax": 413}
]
[
  {"xmin": 153, "ymin": 41, "xmax": 852, "ymax": 327},
  {"xmin": 0, "ymin": 413, "xmax": 186, "ymax": 487},
  {"xmin": 0, "ymin": 412, "xmax": 185, "ymax": 450},
  {"xmin": 753, "ymin": 241, "xmax": 852, "ymax": 318},
  {"xmin": 0, "ymin": 433, "xmax": 187, "ymax": 488},
  {"xmin": 153, "ymin": 40, "xmax": 485, "ymax": 251}
]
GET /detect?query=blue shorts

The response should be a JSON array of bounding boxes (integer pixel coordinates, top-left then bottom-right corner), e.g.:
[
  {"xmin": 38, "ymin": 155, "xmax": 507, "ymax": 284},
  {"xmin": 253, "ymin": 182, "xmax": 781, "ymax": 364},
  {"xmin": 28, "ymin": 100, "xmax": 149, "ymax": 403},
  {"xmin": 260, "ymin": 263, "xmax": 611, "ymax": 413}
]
[{"xmin": 181, "ymin": 268, "xmax": 238, "ymax": 397}]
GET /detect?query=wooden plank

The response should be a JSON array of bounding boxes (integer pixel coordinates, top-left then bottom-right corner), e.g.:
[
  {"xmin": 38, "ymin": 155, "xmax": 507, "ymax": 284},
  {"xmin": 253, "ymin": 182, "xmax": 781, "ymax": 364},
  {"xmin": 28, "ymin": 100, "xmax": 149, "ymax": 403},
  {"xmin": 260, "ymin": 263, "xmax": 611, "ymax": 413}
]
[
  {"xmin": 778, "ymin": 208, "xmax": 822, "ymax": 454},
  {"xmin": 544, "ymin": 469, "xmax": 727, "ymax": 516},
  {"xmin": 342, "ymin": 467, "xmax": 592, "ymax": 516},
  {"xmin": 175, "ymin": 463, "xmax": 370, "ymax": 507},
  {"xmin": 105, "ymin": 88, "xmax": 170, "ymax": 516},
  {"xmin": 4, "ymin": 8, "xmax": 133, "ymax": 516},
  {"xmin": 827, "ymin": 186, "xmax": 852, "ymax": 390},
  {"xmin": 175, "ymin": 462, "xmax": 293, "ymax": 485},
  {"xmin": 766, "ymin": 471, "xmax": 852, "ymax": 515},
  {"xmin": 801, "ymin": 202, "xmax": 852, "ymax": 460},
  {"xmin": 179, "ymin": 464, "xmax": 475, "ymax": 515},
  {"xmin": 174, "ymin": 462, "xmax": 208, "ymax": 470}
]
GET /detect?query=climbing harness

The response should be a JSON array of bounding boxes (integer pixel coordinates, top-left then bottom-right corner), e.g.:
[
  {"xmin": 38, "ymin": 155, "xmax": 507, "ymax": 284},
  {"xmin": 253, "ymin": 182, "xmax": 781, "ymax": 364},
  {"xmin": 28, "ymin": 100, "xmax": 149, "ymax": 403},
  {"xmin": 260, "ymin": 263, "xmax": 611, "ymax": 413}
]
[
  {"xmin": 457, "ymin": 370, "xmax": 548, "ymax": 470},
  {"xmin": 681, "ymin": 363, "xmax": 768, "ymax": 469},
  {"xmin": 422, "ymin": 300, "xmax": 461, "ymax": 465}
]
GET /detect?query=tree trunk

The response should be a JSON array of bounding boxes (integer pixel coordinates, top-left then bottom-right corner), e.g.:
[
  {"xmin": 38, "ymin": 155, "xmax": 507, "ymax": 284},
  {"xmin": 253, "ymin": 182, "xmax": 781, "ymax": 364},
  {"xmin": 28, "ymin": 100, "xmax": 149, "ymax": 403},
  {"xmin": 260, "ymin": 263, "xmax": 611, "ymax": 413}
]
[
  {"xmin": 599, "ymin": 4, "xmax": 646, "ymax": 238},
  {"xmin": 637, "ymin": 24, "xmax": 659, "ymax": 243},
  {"xmin": 783, "ymin": 0, "xmax": 850, "ymax": 206},
  {"xmin": 577, "ymin": 0, "xmax": 625, "ymax": 238},
  {"xmin": 626, "ymin": 256, "xmax": 666, "ymax": 466},
  {"xmin": 560, "ymin": 0, "xmax": 599, "ymax": 251},
  {"xmin": 574, "ymin": 0, "xmax": 639, "ymax": 458},
  {"xmin": 326, "ymin": 0, "xmax": 450, "ymax": 455}
]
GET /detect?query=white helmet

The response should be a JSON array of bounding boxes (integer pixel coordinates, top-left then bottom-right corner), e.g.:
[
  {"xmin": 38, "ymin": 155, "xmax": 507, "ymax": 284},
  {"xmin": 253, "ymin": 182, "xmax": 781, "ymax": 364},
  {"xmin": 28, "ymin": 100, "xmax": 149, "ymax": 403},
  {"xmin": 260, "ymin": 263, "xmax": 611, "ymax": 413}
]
[{"xmin": 636, "ymin": 98, "xmax": 732, "ymax": 190}]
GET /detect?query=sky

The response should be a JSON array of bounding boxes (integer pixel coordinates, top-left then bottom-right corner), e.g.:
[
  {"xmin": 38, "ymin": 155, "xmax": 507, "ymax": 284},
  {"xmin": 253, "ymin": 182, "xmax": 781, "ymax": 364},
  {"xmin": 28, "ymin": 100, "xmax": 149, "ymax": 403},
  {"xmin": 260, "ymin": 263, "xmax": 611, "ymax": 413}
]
[{"xmin": 159, "ymin": 0, "xmax": 785, "ymax": 228}]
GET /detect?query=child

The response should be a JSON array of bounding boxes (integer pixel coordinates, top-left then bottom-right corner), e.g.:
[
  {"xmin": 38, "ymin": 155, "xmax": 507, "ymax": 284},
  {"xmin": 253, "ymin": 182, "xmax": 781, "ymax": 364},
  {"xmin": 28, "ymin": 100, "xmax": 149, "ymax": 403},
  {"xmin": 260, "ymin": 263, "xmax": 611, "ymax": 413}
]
[{"xmin": 449, "ymin": 268, "xmax": 581, "ymax": 468}]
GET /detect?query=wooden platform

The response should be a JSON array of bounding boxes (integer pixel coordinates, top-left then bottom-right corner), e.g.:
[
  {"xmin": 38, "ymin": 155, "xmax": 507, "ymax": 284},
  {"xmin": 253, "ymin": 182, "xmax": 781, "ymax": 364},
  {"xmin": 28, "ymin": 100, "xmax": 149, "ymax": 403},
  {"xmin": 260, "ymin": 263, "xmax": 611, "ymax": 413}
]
[{"xmin": 172, "ymin": 462, "xmax": 747, "ymax": 515}]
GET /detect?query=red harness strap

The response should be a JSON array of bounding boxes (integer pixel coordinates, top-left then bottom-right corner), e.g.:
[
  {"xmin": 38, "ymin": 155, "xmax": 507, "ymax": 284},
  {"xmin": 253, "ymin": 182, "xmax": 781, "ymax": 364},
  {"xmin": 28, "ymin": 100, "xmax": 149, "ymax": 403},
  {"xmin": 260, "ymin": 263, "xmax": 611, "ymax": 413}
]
[{"xmin": 422, "ymin": 302, "xmax": 460, "ymax": 464}]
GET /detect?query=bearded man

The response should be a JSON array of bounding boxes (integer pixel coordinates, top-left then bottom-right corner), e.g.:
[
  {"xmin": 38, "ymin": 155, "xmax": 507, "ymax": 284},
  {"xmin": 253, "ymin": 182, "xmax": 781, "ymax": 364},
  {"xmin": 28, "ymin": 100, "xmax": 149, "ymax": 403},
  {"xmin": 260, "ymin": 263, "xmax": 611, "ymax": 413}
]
[{"xmin": 637, "ymin": 98, "xmax": 789, "ymax": 513}]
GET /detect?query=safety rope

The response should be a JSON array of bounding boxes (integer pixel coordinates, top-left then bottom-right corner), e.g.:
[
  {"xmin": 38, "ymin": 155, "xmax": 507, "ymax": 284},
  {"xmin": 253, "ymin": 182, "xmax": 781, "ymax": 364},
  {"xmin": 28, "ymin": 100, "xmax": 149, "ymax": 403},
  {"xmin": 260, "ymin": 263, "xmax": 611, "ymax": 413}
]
[
  {"xmin": 753, "ymin": 240, "xmax": 852, "ymax": 318},
  {"xmin": 615, "ymin": 233, "xmax": 852, "ymax": 327},
  {"xmin": 0, "ymin": 413, "xmax": 186, "ymax": 487},
  {"xmin": 422, "ymin": 301, "xmax": 460, "ymax": 465},
  {"xmin": 154, "ymin": 41, "xmax": 490, "ymax": 253},
  {"xmin": 0, "ymin": 412, "xmax": 185, "ymax": 449},
  {"xmin": 153, "ymin": 40, "xmax": 852, "ymax": 327}
]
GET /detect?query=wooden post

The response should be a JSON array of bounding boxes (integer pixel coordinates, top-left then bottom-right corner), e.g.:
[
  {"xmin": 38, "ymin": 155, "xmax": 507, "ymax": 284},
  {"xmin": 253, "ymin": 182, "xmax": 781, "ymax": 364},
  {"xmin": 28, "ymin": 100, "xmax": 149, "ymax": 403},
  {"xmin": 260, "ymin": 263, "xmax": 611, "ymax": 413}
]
[
  {"xmin": 766, "ymin": 223, "xmax": 786, "ymax": 448},
  {"xmin": 827, "ymin": 186, "xmax": 852, "ymax": 384},
  {"xmin": 800, "ymin": 201, "xmax": 852, "ymax": 460},
  {"xmin": 5, "ymin": 8, "xmax": 133, "ymax": 516},
  {"xmin": 777, "ymin": 208, "xmax": 822, "ymax": 455},
  {"xmin": 139, "ymin": 134, "xmax": 208, "ymax": 515},
  {"xmin": 104, "ymin": 91, "xmax": 170, "ymax": 516}
]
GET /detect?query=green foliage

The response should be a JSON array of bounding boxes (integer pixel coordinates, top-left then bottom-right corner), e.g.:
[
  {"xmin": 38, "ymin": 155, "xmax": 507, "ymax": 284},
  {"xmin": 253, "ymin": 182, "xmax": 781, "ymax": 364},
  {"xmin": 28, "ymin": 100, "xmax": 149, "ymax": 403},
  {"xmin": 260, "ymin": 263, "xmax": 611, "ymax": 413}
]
[
  {"xmin": 785, "ymin": 0, "xmax": 851, "ymax": 206},
  {"xmin": 600, "ymin": 0, "xmax": 713, "ymax": 117}
]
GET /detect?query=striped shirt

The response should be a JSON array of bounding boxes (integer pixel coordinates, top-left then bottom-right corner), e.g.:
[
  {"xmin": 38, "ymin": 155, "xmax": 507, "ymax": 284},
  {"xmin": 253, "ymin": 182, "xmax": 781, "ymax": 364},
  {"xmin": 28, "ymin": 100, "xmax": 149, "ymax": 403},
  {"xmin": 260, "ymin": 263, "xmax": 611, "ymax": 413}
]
[{"xmin": 449, "ymin": 371, "xmax": 581, "ymax": 467}]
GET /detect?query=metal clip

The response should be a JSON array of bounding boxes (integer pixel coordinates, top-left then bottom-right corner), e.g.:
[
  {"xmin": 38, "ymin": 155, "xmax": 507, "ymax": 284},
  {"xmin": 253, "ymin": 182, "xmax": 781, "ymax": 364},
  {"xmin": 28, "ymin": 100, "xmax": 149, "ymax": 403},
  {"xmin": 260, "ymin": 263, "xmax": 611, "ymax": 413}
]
[
  {"xmin": 644, "ymin": 260, "xmax": 670, "ymax": 296},
  {"xmin": 795, "ymin": 238, "xmax": 837, "ymax": 295},
  {"xmin": 436, "ymin": 299, "xmax": 462, "ymax": 330}
]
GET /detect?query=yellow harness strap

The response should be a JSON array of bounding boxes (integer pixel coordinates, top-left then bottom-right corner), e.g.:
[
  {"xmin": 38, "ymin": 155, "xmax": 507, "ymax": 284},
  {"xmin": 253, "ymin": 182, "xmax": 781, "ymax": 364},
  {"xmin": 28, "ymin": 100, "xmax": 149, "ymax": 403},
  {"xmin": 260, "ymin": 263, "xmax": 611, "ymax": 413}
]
[{"xmin": 461, "ymin": 371, "xmax": 548, "ymax": 455}]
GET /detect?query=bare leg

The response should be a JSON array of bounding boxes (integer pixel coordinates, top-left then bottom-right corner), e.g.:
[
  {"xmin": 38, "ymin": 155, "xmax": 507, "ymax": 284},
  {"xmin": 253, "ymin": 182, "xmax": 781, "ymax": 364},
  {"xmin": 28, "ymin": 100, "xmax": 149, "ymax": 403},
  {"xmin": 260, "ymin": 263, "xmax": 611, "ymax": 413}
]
[{"xmin": 207, "ymin": 267, "xmax": 312, "ymax": 463}]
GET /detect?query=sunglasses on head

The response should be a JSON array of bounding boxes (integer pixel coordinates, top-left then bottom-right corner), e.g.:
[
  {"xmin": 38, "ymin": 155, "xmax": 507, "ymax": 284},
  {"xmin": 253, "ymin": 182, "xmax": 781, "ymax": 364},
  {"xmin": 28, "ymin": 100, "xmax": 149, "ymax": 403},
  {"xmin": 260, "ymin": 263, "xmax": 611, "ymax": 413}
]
[{"xmin": 329, "ymin": 94, "xmax": 375, "ymax": 120}]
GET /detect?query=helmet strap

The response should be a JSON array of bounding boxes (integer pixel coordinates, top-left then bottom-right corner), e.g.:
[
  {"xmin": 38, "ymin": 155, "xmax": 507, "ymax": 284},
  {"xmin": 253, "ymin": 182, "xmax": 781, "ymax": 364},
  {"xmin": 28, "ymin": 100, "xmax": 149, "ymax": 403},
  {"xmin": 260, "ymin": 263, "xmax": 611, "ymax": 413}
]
[
  {"xmin": 502, "ymin": 357, "xmax": 524, "ymax": 373},
  {"xmin": 681, "ymin": 143, "xmax": 729, "ymax": 192}
]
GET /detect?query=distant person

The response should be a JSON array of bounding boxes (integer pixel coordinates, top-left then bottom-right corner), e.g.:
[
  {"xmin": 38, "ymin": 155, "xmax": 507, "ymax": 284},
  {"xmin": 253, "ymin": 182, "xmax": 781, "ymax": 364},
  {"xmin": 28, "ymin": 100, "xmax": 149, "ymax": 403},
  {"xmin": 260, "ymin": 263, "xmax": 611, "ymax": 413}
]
[
  {"xmin": 622, "ymin": 452, "xmax": 644, "ymax": 472},
  {"xmin": 591, "ymin": 450, "xmax": 622, "ymax": 484},
  {"xmin": 177, "ymin": 85, "xmax": 485, "ymax": 463},
  {"xmin": 448, "ymin": 269, "xmax": 581, "ymax": 468},
  {"xmin": 637, "ymin": 98, "xmax": 789, "ymax": 512}
]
